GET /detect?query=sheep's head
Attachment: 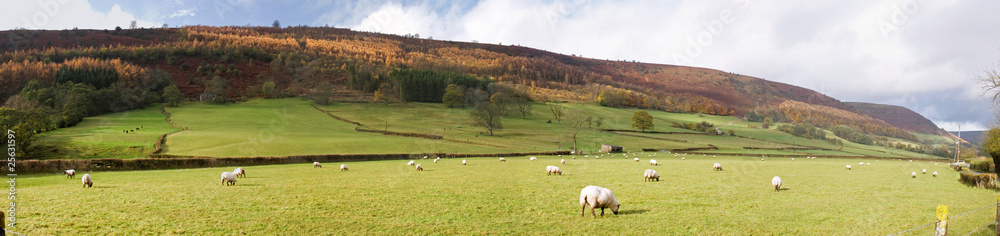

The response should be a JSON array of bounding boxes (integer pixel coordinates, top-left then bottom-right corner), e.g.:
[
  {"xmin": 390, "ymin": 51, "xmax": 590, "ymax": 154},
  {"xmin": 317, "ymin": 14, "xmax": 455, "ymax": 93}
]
[{"xmin": 610, "ymin": 204, "xmax": 620, "ymax": 214}]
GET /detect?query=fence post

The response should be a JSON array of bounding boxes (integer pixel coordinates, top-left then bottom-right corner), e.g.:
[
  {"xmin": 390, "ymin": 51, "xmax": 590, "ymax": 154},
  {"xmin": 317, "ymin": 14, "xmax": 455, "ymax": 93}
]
[
  {"xmin": 995, "ymin": 195, "xmax": 999, "ymax": 236},
  {"xmin": 1, "ymin": 210, "xmax": 5, "ymax": 236},
  {"xmin": 935, "ymin": 205, "xmax": 948, "ymax": 236}
]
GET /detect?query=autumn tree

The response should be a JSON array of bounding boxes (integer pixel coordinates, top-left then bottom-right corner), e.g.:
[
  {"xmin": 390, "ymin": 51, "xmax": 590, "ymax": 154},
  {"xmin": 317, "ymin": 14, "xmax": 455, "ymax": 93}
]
[
  {"xmin": 261, "ymin": 81, "xmax": 276, "ymax": 98},
  {"xmin": 566, "ymin": 115, "xmax": 589, "ymax": 152},
  {"xmin": 511, "ymin": 94, "xmax": 533, "ymax": 119},
  {"xmin": 205, "ymin": 76, "xmax": 228, "ymax": 104},
  {"xmin": 374, "ymin": 81, "xmax": 397, "ymax": 106},
  {"xmin": 631, "ymin": 110, "xmax": 654, "ymax": 132},
  {"xmin": 162, "ymin": 84, "xmax": 183, "ymax": 107},
  {"xmin": 442, "ymin": 84, "xmax": 464, "ymax": 108},
  {"xmin": 548, "ymin": 103, "xmax": 565, "ymax": 123},
  {"xmin": 471, "ymin": 102, "xmax": 503, "ymax": 136},
  {"xmin": 982, "ymin": 128, "xmax": 1000, "ymax": 175}
]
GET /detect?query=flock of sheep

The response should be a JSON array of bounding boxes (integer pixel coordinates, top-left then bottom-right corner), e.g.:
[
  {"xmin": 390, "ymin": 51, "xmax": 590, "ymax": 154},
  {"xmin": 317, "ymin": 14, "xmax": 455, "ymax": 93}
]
[{"xmin": 61, "ymin": 151, "xmax": 947, "ymax": 218}]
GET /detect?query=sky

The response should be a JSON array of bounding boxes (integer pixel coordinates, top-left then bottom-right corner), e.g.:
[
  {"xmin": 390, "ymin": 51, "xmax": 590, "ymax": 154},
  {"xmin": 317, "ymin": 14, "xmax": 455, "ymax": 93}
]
[{"xmin": 3, "ymin": 0, "xmax": 1000, "ymax": 131}]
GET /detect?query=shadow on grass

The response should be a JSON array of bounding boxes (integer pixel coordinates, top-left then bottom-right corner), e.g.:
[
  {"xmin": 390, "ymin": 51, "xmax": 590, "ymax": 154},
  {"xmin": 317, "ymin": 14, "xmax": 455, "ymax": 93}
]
[
  {"xmin": 776, "ymin": 187, "xmax": 791, "ymax": 192},
  {"xmin": 617, "ymin": 209, "xmax": 648, "ymax": 215},
  {"xmin": 91, "ymin": 186, "xmax": 115, "ymax": 189}
]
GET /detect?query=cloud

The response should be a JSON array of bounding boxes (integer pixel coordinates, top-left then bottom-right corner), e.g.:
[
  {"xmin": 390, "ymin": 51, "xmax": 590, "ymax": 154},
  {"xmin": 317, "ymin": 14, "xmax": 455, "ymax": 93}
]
[
  {"xmin": 168, "ymin": 8, "xmax": 196, "ymax": 18},
  {"xmin": 1, "ymin": 0, "xmax": 158, "ymax": 29}
]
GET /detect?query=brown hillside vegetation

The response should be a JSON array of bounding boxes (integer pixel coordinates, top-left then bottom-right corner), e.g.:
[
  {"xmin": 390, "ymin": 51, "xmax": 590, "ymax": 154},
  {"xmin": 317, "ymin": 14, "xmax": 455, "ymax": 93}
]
[
  {"xmin": 0, "ymin": 25, "xmax": 936, "ymax": 137},
  {"xmin": 780, "ymin": 100, "xmax": 918, "ymax": 141},
  {"xmin": 846, "ymin": 102, "xmax": 945, "ymax": 135}
]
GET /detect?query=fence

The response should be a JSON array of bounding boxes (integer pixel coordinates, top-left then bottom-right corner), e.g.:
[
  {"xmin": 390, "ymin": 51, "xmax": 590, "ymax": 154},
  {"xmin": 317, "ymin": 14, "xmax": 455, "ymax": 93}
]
[{"xmin": 887, "ymin": 197, "xmax": 1000, "ymax": 236}]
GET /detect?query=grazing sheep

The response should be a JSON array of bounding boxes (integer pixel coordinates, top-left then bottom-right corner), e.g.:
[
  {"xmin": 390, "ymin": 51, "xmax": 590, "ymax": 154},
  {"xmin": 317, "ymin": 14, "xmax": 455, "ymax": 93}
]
[
  {"xmin": 233, "ymin": 167, "xmax": 246, "ymax": 178},
  {"xmin": 530, "ymin": 157, "xmax": 537, "ymax": 161},
  {"xmin": 434, "ymin": 159, "xmax": 439, "ymax": 163},
  {"xmin": 682, "ymin": 157, "xmax": 685, "ymax": 160},
  {"xmin": 462, "ymin": 160, "xmax": 467, "ymax": 165},
  {"xmin": 859, "ymin": 162, "xmax": 864, "ymax": 165},
  {"xmin": 761, "ymin": 158, "xmax": 765, "ymax": 161},
  {"xmin": 81, "ymin": 174, "xmax": 93, "ymax": 188},
  {"xmin": 649, "ymin": 159, "xmax": 658, "ymax": 166},
  {"xmin": 579, "ymin": 186, "xmax": 620, "ymax": 217},
  {"xmin": 933, "ymin": 171, "xmax": 938, "ymax": 177},
  {"xmin": 423, "ymin": 156, "xmax": 428, "ymax": 159},
  {"xmin": 415, "ymin": 164, "xmax": 423, "ymax": 171},
  {"xmin": 561, "ymin": 159, "xmax": 566, "ymax": 164},
  {"xmin": 911, "ymin": 172, "xmax": 917, "ymax": 178},
  {"xmin": 221, "ymin": 172, "xmax": 236, "ymax": 186},
  {"xmin": 341, "ymin": 164, "xmax": 349, "ymax": 171},
  {"xmin": 407, "ymin": 160, "xmax": 416, "ymax": 166},
  {"xmin": 771, "ymin": 176, "xmax": 782, "ymax": 191},
  {"xmin": 500, "ymin": 157, "xmax": 506, "ymax": 162},
  {"xmin": 572, "ymin": 156, "xmax": 576, "ymax": 159},
  {"xmin": 65, "ymin": 169, "xmax": 76, "ymax": 179},
  {"xmin": 846, "ymin": 165, "xmax": 851, "ymax": 170},
  {"xmin": 634, "ymin": 158, "xmax": 639, "ymax": 162},
  {"xmin": 791, "ymin": 158, "xmax": 795, "ymax": 161},
  {"xmin": 713, "ymin": 163, "xmax": 723, "ymax": 171},
  {"xmin": 313, "ymin": 162, "xmax": 322, "ymax": 168},
  {"xmin": 546, "ymin": 165, "xmax": 562, "ymax": 175},
  {"xmin": 922, "ymin": 169, "xmax": 926, "ymax": 174},
  {"xmin": 643, "ymin": 169, "xmax": 659, "ymax": 182}
]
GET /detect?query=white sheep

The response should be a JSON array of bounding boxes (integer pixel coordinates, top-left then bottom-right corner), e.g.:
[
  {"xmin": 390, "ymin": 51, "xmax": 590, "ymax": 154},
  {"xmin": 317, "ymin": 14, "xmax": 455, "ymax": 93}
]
[
  {"xmin": 65, "ymin": 169, "xmax": 76, "ymax": 179},
  {"xmin": 771, "ymin": 176, "xmax": 782, "ymax": 191},
  {"xmin": 434, "ymin": 159, "xmax": 439, "ymax": 163},
  {"xmin": 221, "ymin": 172, "xmax": 236, "ymax": 186},
  {"xmin": 530, "ymin": 157, "xmax": 537, "ymax": 161},
  {"xmin": 313, "ymin": 162, "xmax": 322, "ymax": 168},
  {"xmin": 682, "ymin": 157, "xmax": 685, "ymax": 160},
  {"xmin": 933, "ymin": 171, "xmax": 938, "ymax": 177},
  {"xmin": 643, "ymin": 169, "xmax": 659, "ymax": 182},
  {"xmin": 561, "ymin": 159, "xmax": 566, "ymax": 164},
  {"xmin": 340, "ymin": 164, "xmax": 349, "ymax": 171},
  {"xmin": 81, "ymin": 174, "xmax": 93, "ymax": 188},
  {"xmin": 572, "ymin": 156, "xmax": 576, "ymax": 159},
  {"xmin": 911, "ymin": 172, "xmax": 916, "ymax": 178},
  {"xmin": 846, "ymin": 165, "xmax": 851, "ymax": 170},
  {"xmin": 634, "ymin": 158, "xmax": 639, "ymax": 162},
  {"xmin": 649, "ymin": 159, "xmax": 658, "ymax": 166},
  {"xmin": 546, "ymin": 165, "xmax": 562, "ymax": 175},
  {"xmin": 423, "ymin": 156, "xmax": 428, "ymax": 159},
  {"xmin": 579, "ymin": 186, "xmax": 620, "ymax": 217},
  {"xmin": 416, "ymin": 164, "xmax": 423, "ymax": 171},
  {"xmin": 500, "ymin": 157, "xmax": 506, "ymax": 162},
  {"xmin": 407, "ymin": 160, "xmax": 416, "ymax": 166},
  {"xmin": 462, "ymin": 159, "xmax": 467, "ymax": 165},
  {"xmin": 713, "ymin": 163, "xmax": 723, "ymax": 171},
  {"xmin": 791, "ymin": 158, "xmax": 795, "ymax": 161},
  {"xmin": 233, "ymin": 167, "xmax": 246, "ymax": 178},
  {"xmin": 859, "ymin": 162, "xmax": 864, "ymax": 165},
  {"xmin": 761, "ymin": 158, "xmax": 765, "ymax": 161},
  {"xmin": 922, "ymin": 169, "xmax": 926, "ymax": 174}
]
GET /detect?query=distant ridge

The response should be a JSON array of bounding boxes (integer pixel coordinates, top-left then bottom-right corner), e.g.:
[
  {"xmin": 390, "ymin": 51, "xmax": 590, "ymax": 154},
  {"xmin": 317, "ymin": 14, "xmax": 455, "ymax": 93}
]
[
  {"xmin": 950, "ymin": 130, "xmax": 985, "ymax": 145},
  {"xmin": 846, "ymin": 102, "xmax": 945, "ymax": 135}
]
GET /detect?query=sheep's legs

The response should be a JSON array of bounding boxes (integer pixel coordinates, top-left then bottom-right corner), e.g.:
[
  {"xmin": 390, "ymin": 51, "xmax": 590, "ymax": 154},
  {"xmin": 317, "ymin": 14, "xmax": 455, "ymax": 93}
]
[{"xmin": 600, "ymin": 208, "xmax": 605, "ymax": 216}]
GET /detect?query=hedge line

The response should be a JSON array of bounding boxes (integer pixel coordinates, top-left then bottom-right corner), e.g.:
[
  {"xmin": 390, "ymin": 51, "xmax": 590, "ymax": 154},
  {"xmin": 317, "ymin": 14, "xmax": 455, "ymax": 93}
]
[
  {"xmin": 959, "ymin": 171, "xmax": 1000, "ymax": 191},
  {"xmin": 599, "ymin": 129, "xmax": 710, "ymax": 135},
  {"xmin": 354, "ymin": 127, "xmax": 443, "ymax": 140},
  {"xmin": 743, "ymin": 147, "xmax": 838, "ymax": 151},
  {"xmin": 311, "ymin": 104, "xmax": 363, "ymax": 126},
  {"xmin": 17, "ymin": 151, "xmax": 572, "ymax": 174}
]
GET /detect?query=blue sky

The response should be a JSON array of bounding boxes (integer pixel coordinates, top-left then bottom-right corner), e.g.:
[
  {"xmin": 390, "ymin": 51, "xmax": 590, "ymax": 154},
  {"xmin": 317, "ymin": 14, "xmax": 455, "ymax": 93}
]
[{"xmin": 4, "ymin": 0, "xmax": 1000, "ymax": 131}]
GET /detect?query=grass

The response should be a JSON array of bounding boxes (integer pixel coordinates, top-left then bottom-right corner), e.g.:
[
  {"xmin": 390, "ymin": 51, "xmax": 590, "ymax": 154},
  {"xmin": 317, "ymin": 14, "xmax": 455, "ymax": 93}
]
[
  {"xmin": 17, "ymin": 155, "xmax": 997, "ymax": 235},
  {"xmin": 162, "ymin": 98, "xmax": 518, "ymax": 157},
  {"xmin": 35, "ymin": 105, "xmax": 179, "ymax": 159}
]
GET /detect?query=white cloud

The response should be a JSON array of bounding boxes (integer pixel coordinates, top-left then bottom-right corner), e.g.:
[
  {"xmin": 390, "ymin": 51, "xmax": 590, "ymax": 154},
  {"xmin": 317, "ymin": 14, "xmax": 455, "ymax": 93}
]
[
  {"xmin": 0, "ymin": 0, "xmax": 159, "ymax": 30},
  {"xmin": 168, "ymin": 9, "xmax": 196, "ymax": 18}
]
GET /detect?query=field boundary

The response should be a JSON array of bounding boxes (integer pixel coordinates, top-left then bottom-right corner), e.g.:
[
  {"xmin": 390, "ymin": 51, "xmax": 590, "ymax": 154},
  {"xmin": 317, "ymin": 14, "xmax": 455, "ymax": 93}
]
[
  {"xmin": 311, "ymin": 103, "xmax": 363, "ymax": 126},
  {"xmin": 354, "ymin": 127, "xmax": 443, "ymax": 139},
  {"xmin": 601, "ymin": 130, "xmax": 690, "ymax": 143},
  {"xmin": 18, "ymin": 151, "xmax": 572, "ymax": 174},
  {"xmin": 149, "ymin": 105, "xmax": 187, "ymax": 156}
]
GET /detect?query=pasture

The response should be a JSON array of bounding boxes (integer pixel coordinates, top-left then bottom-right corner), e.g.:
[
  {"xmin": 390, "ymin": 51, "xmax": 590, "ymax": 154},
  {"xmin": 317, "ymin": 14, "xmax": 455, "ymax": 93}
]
[
  {"xmin": 17, "ymin": 155, "xmax": 997, "ymax": 235},
  {"xmin": 35, "ymin": 106, "xmax": 179, "ymax": 159}
]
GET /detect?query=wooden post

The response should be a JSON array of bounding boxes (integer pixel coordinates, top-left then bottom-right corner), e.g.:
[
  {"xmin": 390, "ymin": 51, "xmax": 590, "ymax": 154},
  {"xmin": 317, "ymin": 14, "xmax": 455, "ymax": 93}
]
[
  {"xmin": 995, "ymin": 195, "xmax": 999, "ymax": 236},
  {"xmin": 1, "ymin": 210, "xmax": 5, "ymax": 236},
  {"xmin": 935, "ymin": 205, "xmax": 948, "ymax": 236}
]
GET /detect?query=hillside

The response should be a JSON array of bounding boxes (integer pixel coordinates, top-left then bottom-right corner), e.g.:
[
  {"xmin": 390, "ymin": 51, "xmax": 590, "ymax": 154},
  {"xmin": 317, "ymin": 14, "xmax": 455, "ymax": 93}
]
[
  {"xmin": 846, "ymin": 102, "xmax": 946, "ymax": 135},
  {"xmin": 0, "ymin": 26, "xmax": 944, "ymax": 144},
  {"xmin": 950, "ymin": 130, "xmax": 985, "ymax": 145}
]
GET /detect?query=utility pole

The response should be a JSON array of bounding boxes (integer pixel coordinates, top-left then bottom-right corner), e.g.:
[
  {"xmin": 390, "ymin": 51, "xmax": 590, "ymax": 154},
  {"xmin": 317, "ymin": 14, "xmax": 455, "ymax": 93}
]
[{"xmin": 954, "ymin": 124, "xmax": 961, "ymax": 163}]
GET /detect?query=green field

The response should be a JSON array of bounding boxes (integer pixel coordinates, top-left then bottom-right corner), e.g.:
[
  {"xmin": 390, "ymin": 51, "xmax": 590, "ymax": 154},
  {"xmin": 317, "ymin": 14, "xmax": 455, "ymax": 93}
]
[
  {"xmin": 38, "ymin": 98, "xmax": 952, "ymax": 161},
  {"xmin": 17, "ymin": 155, "xmax": 997, "ymax": 235},
  {"xmin": 35, "ymin": 106, "xmax": 180, "ymax": 159}
]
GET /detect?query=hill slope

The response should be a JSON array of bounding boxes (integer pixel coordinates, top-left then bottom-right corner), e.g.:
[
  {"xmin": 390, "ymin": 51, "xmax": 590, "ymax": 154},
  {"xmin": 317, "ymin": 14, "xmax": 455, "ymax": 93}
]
[
  {"xmin": 0, "ymin": 26, "xmax": 944, "ymax": 143},
  {"xmin": 846, "ymin": 102, "xmax": 945, "ymax": 135}
]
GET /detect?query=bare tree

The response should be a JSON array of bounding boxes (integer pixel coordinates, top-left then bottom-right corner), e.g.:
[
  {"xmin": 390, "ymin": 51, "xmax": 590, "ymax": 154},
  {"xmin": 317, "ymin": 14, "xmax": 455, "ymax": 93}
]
[
  {"xmin": 129, "ymin": 20, "xmax": 138, "ymax": 29},
  {"xmin": 471, "ymin": 102, "xmax": 503, "ymax": 136},
  {"xmin": 979, "ymin": 60, "xmax": 1000, "ymax": 115},
  {"xmin": 512, "ymin": 95, "xmax": 533, "ymax": 118},
  {"xmin": 566, "ymin": 115, "xmax": 589, "ymax": 152},
  {"xmin": 548, "ymin": 103, "xmax": 565, "ymax": 123}
]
